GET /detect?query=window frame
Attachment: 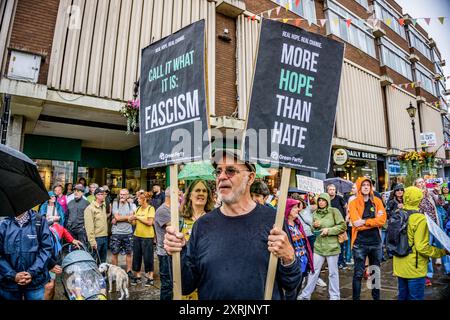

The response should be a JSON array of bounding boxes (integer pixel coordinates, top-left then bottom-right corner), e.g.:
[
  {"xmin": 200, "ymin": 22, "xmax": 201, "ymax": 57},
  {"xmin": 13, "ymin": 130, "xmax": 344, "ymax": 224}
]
[
  {"xmin": 373, "ymin": 0, "xmax": 406, "ymax": 39},
  {"xmin": 325, "ymin": 0, "xmax": 376, "ymax": 58},
  {"xmin": 408, "ymin": 27, "xmax": 431, "ymax": 60},
  {"xmin": 272, "ymin": 0, "xmax": 317, "ymax": 22},
  {"xmin": 380, "ymin": 37, "xmax": 413, "ymax": 80}
]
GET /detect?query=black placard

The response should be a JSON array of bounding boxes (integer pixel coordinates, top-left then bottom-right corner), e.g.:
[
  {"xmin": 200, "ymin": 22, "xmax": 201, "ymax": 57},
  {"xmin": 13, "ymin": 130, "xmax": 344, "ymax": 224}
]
[
  {"xmin": 243, "ymin": 19, "xmax": 344, "ymax": 173},
  {"xmin": 140, "ymin": 20, "xmax": 209, "ymax": 169}
]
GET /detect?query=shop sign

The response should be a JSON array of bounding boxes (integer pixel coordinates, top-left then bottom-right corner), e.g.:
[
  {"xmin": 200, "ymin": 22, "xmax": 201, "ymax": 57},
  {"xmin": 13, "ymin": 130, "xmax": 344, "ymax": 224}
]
[
  {"xmin": 347, "ymin": 149, "xmax": 378, "ymax": 161},
  {"xmin": 139, "ymin": 20, "xmax": 210, "ymax": 169},
  {"xmin": 333, "ymin": 148, "xmax": 348, "ymax": 165},
  {"xmin": 420, "ymin": 132, "xmax": 437, "ymax": 147},
  {"xmin": 243, "ymin": 19, "xmax": 344, "ymax": 172},
  {"xmin": 296, "ymin": 175, "xmax": 324, "ymax": 194}
]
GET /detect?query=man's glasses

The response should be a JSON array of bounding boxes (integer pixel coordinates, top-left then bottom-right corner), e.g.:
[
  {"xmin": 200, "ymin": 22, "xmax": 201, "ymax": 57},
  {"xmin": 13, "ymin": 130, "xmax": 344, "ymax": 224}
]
[{"xmin": 213, "ymin": 167, "xmax": 250, "ymax": 178}]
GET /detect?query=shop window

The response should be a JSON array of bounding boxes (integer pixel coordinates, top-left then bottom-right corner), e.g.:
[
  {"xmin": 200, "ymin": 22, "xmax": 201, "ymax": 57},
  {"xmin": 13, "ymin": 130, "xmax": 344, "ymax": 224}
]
[
  {"xmin": 333, "ymin": 159, "xmax": 378, "ymax": 184},
  {"xmin": 126, "ymin": 169, "xmax": 141, "ymax": 194},
  {"xmin": 35, "ymin": 160, "xmax": 74, "ymax": 191},
  {"xmin": 106, "ymin": 169, "xmax": 123, "ymax": 196}
]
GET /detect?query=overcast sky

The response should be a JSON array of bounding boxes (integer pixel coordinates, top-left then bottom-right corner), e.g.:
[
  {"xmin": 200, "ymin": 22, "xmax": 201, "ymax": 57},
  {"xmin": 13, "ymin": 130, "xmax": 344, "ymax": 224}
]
[{"xmin": 396, "ymin": 0, "xmax": 450, "ymax": 91}]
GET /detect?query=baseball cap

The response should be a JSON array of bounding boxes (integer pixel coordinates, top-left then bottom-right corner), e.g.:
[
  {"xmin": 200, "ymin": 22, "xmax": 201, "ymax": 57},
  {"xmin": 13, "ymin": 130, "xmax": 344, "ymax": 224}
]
[
  {"xmin": 211, "ymin": 148, "xmax": 256, "ymax": 172},
  {"xmin": 94, "ymin": 187, "xmax": 105, "ymax": 196},
  {"xmin": 74, "ymin": 184, "xmax": 85, "ymax": 191}
]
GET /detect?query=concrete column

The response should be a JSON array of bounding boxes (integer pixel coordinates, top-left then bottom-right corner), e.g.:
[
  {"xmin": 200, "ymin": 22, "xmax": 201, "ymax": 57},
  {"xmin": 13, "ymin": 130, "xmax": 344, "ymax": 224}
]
[{"xmin": 6, "ymin": 115, "xmax": 24, "ymax": 150}]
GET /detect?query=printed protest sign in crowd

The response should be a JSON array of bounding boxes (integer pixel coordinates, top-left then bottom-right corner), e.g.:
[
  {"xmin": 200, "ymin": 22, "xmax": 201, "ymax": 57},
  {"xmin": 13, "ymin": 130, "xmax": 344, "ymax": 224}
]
[
  {"xmin": 139, "ymin": 20, "xmax": 210, "ymax": 299},
  {"xmin": 244, "ymin": 18, "xmax": 344, "ymax": 173},
  {"xmin": 140, "ymin": 20, "xmax": 209, "ymax": 169},
  {"xmin": 243, "ymin": 19, "xmax": 344, "ymax": 299}
]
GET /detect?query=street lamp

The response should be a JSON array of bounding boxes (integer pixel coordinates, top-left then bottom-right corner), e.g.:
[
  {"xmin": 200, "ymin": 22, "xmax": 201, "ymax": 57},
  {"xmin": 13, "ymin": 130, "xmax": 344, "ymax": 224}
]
[{"xmin": 406, "ymin": 102, "xmax": 418, "ymax": 151}]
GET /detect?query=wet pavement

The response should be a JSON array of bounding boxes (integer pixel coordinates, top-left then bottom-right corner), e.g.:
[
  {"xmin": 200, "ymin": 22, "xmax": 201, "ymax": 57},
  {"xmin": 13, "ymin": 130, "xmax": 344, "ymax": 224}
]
[{"xmin": 55, "ymin": 252, "xmax": 449, "ymax": 300}]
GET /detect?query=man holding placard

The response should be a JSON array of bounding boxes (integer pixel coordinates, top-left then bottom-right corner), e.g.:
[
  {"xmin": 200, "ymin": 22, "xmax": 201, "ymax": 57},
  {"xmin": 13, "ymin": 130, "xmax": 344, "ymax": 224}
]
[{"xmin": 164, "ymin": 150, "xmax": 302, "ymax": 299}]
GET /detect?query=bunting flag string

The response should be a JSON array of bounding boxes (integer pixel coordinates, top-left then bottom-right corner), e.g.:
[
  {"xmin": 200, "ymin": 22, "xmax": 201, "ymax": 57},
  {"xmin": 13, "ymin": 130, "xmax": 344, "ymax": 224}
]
[{"xmin": 252, "ymin": 6, "xmax": 447, "ymax": 28}]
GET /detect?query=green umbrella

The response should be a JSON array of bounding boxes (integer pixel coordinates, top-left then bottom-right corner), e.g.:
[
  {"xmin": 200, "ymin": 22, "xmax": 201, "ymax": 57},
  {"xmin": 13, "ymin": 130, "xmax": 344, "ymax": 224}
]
[
  {"xmin": 178, "ymin": 161, "xmax": 215, "ymax": 181},
  {"xmin": 255, "ymin": 163, "xmax": 271, "ymax": 178}
]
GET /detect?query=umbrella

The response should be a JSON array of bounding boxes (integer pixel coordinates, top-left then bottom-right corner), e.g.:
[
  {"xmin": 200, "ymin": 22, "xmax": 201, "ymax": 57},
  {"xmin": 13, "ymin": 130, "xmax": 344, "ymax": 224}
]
[
  {"xmin": 0, "ymin": 143, "xmax": 49, "ymax": 217},
  {"xmin": 288, "ymin": 188, "xmax": 307, "ymax": 194},
  {"xmin": 178, "ymin": 161, "xmax": 215, "ymax": 181},
  {"xmin": 324, "ymin": 177, "xmax": 353, "ymax": 194}
]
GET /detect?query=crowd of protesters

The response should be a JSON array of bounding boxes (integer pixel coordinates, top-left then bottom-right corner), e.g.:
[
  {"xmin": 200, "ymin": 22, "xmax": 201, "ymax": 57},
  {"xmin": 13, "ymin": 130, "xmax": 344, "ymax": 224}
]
[{"xmin": 1, "ymin": 163, "xmax": 449, "ymax": 300}]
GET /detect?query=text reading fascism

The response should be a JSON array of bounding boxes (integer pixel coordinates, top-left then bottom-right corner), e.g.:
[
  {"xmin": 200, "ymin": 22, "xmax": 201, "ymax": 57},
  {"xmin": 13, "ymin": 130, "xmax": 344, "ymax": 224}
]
[{"xmin": 144, "ymin": 90, "xmax": 200, "ymax": 133}]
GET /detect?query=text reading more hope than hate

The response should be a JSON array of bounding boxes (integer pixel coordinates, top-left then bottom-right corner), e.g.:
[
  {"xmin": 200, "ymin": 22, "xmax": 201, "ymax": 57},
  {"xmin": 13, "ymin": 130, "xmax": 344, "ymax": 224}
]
[{"xmin": 272, "ymin": 41, "xmax": 319, "ymax": 149}]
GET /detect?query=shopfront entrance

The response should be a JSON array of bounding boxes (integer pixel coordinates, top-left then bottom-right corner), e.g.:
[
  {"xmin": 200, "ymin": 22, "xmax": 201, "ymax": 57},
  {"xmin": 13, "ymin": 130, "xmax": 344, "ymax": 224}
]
[{"xmin": 23, "ymin": 134, "xmax": 169, "ymax": 196}]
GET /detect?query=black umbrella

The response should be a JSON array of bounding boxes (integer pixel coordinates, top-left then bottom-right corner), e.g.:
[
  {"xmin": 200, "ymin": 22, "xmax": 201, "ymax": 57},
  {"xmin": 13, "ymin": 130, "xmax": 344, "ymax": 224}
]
[
  {"xmin": 0, "ymin": 143, "xmax": 49, "ymax": 217},
  {"xmin": 324, "ymin": 177, "xmax": 354, "ymax": 194}
]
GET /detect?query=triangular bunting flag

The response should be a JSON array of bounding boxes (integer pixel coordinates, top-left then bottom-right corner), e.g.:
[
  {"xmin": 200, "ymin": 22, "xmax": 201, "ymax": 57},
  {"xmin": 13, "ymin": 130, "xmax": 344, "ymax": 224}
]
[
  {"xmin": 267, "ymin": 9, "xmax": 272, "ymax": 18},
  {"xmin": 252, "ymin": 15, "xmax": 256, "ymax": 21},
  {"xmin": 307, "ymin": 19, "xmax": 313, "ymax": 27},
  {"xmin": 247, "ymin": 16, "xmax": 251, "ymax": 22},
  {"xmin": 345, "ymin": 18, "xmax": 352, "ymax": 27},
  {"xmin": 398, "ymin": 18, "xmax": 405, "ymax": 26},
  {"xmin": 319, "ymin": 19, "xmax": 327, "ymax": 27},
  {"xmin": 283, "ymin": 18, "xmax": 289, "ymax": 23},
  {"xmin": 411, "ymin": 82, "xmax": 415, "ymax": 88},
  {"xmin": 295, "ymin": 0, "xmax": 301, "ymax": 7},
  {"xmin": 295, "ymin": 18, "xmax": 301, "ymax": 27},
  {"xmin": 438, "ymin": 17, "xmax": 445, "ymax": 24},
  {"xmin": 424, "ymin": 18, "xmax": 431, "ymax": 25},
  {"xmin": 412, "ymin": 18, "xmax": 418, "ymax": 26},
  {"xmin": 276, "ymin": 6, "xmax": 281, "ymax": 16},
  {"xmin": 333, "ymin": 18, "xmax": 339, "ymax": 26},
  {"xmin": 405, "ymin": 83, "xmax": 409, "ymax": 89},
  {"xmin": 385, "ymin": 18, "xmax": 392, "ymax": 26},
  {"xmin": 285, "ymin": 2, "xmax": 290, "ymax": 11}
]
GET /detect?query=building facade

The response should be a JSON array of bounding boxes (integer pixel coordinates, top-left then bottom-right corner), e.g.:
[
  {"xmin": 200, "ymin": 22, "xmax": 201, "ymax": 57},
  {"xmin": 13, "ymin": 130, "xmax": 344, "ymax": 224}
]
[{"xmin": 0, "ymin": 0, "xmax": 448, "ymax": 193}]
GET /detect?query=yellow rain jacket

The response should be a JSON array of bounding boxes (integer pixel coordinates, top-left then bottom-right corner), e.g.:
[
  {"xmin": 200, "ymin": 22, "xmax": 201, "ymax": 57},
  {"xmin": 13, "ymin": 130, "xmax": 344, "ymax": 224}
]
[{"xmin": 393, "ymin": 186, "xmax": 446, "ymax": 279}]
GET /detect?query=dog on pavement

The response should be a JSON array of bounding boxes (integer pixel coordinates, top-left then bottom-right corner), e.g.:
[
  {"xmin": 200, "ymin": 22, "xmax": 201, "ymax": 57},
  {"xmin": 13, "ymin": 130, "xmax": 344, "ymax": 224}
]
[{"xmin": 98, "ymin": 263, "xmax": 129, "ymax": 300}]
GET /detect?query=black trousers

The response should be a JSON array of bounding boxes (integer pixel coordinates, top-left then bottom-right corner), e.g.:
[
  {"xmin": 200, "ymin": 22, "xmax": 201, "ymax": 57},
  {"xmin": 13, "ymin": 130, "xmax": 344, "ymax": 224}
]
[{"xmin": 132, "ymin": 236, "xmax": 154, "ymax": 274}]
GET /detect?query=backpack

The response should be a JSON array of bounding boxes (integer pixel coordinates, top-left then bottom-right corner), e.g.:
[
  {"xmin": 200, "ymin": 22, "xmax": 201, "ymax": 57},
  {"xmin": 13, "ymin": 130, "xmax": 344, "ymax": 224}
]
[
  {"xmin": 386, "ymin": 209, "xmax": 420, "ymax": 258},
  {"xmin": 35, "ymin": 213, "xmax": 61, "ymax": 264}
]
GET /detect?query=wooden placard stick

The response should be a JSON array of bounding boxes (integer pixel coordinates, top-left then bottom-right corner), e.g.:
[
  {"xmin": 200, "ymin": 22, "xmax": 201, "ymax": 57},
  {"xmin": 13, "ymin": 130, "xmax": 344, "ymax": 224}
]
[
  {"xmin": 264, "ymin": 166, "xmax": 291, "ymax": 300},
  {"xmin": 169, "ymin": 164, "xmax": 182, "ymax": 300}
]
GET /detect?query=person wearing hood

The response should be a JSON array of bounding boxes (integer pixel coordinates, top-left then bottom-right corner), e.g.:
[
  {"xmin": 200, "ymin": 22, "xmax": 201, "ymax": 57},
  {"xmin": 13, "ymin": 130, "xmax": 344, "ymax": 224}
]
[
  {"xmin": 348, "ymin": 177, "xmax": 386, "ymax": 300},
  {"xmin": 298, "ymin": 193, "xmax": 346, "ymax": 300},
  {"xmin": 386, "ymin": 184, "xmax": 404, "ymax": 219},
  {"xmin": 415, "ymin": 178, "xmax": 440, "ymax": 286},
  {"xmin": 284, "ymin": 198, "xmax": 314, "ymax": 300},
  {"xmin": 393, "ymin": 186, "xmax": 448, "ymax": 300},
  {"xmin": 440, "ymin": 183, "xmax": 450, "ymax": 211}
]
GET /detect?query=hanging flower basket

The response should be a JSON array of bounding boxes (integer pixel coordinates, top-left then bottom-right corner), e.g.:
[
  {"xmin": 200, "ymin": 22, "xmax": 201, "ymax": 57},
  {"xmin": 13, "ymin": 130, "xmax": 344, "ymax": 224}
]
[
  {"xmin": 397, "ymin": 151, "xmax": 437, "ymax": 185},
  {"xmin": 120, "ymin": 99, "xmax": 139, "ymax": 134}
]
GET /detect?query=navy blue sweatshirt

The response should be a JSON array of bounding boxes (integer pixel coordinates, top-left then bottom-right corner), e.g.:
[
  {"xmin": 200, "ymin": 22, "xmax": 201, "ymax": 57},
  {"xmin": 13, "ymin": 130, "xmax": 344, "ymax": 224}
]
[{"xmin": 180, "ymin": 204, "xmax": 302, "ymax": 300}]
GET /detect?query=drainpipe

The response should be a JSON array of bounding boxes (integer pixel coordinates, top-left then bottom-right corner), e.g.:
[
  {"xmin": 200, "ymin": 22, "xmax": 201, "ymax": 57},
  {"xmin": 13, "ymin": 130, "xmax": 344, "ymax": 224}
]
[{"xmin": 0, "ymin": 95, "xmax": 11, "ymax": 145}]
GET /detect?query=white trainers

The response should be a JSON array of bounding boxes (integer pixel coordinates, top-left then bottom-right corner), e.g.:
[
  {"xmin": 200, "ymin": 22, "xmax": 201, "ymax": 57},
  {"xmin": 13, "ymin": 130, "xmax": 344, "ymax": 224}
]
[{"xmin": 316, "ymin": 278, "xmax": 327, "ymax": 287}]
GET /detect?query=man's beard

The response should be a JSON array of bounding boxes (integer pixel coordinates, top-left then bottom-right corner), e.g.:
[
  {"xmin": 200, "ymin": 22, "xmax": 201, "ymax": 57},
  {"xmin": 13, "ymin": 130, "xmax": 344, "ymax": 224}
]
[{"xmin": 219, "ymin": 175, "xmax": 249, "ymax": 205}]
